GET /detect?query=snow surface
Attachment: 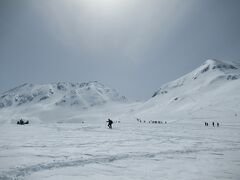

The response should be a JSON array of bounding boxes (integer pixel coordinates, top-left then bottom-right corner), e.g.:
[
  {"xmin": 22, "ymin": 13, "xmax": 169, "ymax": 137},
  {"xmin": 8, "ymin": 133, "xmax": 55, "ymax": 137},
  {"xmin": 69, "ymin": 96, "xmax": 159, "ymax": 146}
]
[
  {"xmin": 0, "ymin": 59, "xmax": 240, "ymax": 179},
  {"xmin": 0, "ymin": 123, "xmax": 240, "ymax": 180}
]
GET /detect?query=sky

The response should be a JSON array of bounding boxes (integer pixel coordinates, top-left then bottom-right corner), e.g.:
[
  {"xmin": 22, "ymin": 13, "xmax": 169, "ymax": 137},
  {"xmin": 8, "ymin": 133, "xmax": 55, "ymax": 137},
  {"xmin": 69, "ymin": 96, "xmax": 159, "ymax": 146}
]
[{"xmin": 0, "ymin": 0, "xmax": 240, "ymax": 100}]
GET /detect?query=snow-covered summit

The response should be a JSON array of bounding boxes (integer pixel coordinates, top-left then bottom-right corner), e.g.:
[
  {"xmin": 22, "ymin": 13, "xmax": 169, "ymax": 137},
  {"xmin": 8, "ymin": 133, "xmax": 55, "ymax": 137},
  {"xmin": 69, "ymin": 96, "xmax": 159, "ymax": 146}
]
[
  {"xmin": 0, "ymin": 81, "xmax": 127, "ymax": 109},
  {"xmin": 152, "ymin": 59, "xmax": 240, "ymax": 97},
  {"xmin": 136, "ymin": 59, "xmax": 240, "ymax": 123}
]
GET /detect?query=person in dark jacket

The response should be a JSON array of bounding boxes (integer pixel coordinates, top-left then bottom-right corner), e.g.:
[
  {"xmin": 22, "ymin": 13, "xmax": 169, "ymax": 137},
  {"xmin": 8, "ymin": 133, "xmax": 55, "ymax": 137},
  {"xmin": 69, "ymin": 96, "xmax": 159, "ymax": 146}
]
[
  {"xmin": 20, "ymin": 119, "xmax": 24, "ymax": 125},
  {"xmin": 107, "ymin": 119, "xmax": 113, "ymax": 129}
]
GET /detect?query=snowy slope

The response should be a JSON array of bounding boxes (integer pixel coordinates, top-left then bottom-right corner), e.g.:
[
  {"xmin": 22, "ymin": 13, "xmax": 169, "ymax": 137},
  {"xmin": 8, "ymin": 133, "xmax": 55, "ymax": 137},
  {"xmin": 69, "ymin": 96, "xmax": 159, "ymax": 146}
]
[
  {"xmin": 0, "ymin": 81, "xmax": 126, "ymax": 108},
  {"xmin": 0, "ymin": 81, "xmax": 130, "ymax": 123},
  {"xmin": 134, "ymin": 59, "xmax": 240, "ymax": 124}
]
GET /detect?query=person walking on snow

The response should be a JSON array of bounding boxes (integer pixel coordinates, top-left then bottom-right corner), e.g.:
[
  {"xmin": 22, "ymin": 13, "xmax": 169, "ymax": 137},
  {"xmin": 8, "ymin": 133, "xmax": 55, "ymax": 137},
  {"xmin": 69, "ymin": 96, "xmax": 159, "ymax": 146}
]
[{"xmin": 107, "ymin": 119, "xmax": 113, "ymax": 129}]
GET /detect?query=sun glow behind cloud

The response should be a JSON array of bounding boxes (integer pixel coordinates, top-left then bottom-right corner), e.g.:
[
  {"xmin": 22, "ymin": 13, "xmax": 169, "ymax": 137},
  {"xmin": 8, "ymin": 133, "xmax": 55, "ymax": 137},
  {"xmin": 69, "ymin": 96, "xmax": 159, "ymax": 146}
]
[
  {"xmin": 32, "ymin": 0, "xmax": 195, "ymax": 63},
  {"xmin": 78, "ymin": 0, "xmax": 130, "ymax": 17}
]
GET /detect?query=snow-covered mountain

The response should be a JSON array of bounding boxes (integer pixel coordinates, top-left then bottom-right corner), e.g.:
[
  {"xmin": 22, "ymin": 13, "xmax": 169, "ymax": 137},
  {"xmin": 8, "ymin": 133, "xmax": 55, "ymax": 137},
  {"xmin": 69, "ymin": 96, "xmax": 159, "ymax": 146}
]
[
  {"xmin": 0, "ymin": 81, "xmax": 130, "ymax": 123},
  {"xmin": 0, "ymin": 81, "xmax": 126, "ymax": 109},
  {"xmin": 1, "ymin": 59, "xmax": 239, "ymax": 124},
  {"xmin": 134, "ymin": 59, "xmax": 240, "ymax": 124}
]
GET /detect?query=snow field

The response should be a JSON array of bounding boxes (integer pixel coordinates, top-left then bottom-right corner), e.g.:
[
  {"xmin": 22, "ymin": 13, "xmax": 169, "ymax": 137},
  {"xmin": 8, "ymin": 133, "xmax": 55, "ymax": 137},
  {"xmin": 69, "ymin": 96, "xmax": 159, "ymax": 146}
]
[{"xmin": 0, "ymin": 122, "xmax": 240, "ymax": 180}]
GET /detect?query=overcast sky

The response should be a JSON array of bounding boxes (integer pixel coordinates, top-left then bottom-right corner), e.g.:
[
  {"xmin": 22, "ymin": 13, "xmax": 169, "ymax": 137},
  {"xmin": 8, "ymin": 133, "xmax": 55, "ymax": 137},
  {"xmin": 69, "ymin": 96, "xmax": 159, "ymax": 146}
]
[{"xmin": 0, "ymin": 0, "xmax": 240, "ymax": 100}]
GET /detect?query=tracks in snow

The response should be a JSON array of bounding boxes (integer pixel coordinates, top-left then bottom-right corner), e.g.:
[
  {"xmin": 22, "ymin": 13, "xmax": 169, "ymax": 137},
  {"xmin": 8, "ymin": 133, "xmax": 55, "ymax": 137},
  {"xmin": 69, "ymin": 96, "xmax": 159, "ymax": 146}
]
[{"xmin": 1, "ymin": 146, "xmax": 239, "ymax": 180}]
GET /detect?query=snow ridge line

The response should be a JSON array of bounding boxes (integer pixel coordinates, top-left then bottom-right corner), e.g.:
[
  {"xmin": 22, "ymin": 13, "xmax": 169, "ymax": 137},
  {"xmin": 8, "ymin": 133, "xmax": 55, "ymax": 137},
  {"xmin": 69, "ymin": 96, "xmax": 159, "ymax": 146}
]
[{"xmin": 0, "ymin": 147, "xmax": 239, "ymax": 180}]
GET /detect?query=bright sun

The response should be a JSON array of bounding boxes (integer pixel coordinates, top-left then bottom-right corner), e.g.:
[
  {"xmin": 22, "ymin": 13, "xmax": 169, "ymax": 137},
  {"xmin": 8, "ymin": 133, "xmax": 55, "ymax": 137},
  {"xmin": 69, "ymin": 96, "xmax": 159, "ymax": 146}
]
[
  {"xmin": 76, "ymin": 0, "xmax": 129, "ymax": 16},
  {"xmin": 88, "ymin": 0, "xmax": 125, "ymax": 8}
]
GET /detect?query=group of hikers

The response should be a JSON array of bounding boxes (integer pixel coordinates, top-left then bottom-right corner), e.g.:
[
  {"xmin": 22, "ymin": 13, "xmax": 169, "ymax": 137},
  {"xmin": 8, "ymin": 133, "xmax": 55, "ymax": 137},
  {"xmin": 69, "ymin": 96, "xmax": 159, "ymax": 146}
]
[
  {"xmin": 17, "ymin": 118, "xmax": 29, "ymax": 125},
  {"xmin": 15, "ymin": 117, "xmax": 221, "ymax": 129},
  {"xmin": 137, "ymin": 118, "xmax": 167, "ymax": 124},
  {"xmin": 107, "ymin": 117, "xmax": 168, "ymax": 129},
  {"xmin": 205, "ymin": 122, "xmax": 220, "ymax": 127}
]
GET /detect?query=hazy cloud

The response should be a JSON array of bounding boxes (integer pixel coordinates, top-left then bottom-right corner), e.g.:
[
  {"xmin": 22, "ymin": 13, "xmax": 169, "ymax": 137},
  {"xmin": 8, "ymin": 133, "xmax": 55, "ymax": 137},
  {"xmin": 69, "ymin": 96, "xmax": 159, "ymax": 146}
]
[{"xmin": 0, "ymin": 0, "xmax": 240, "ymax": 99}]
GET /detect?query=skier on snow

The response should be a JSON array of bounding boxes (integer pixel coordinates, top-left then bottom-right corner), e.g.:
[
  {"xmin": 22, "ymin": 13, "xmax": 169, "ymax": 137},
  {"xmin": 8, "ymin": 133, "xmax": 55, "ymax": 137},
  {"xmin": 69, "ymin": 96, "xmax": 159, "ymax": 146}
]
[{"xmin": 107, "ymin": 119, "xmax": 113, "ymax": 129}]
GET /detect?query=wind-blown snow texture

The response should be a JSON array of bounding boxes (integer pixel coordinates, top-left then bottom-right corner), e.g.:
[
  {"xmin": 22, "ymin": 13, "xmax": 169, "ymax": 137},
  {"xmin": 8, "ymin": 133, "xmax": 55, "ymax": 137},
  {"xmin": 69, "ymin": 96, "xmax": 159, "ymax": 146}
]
[{"xmin": 0, "ymin": 59, "xmax": 240, "ymax": 180}]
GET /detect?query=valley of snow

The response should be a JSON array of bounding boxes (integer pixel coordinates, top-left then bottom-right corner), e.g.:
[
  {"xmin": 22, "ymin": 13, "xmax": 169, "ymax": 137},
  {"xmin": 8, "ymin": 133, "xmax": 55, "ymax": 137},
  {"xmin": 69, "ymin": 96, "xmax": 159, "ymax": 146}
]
[{"xmin": 0, "ymin": 59, "xmax": 240, "ymax": 179}]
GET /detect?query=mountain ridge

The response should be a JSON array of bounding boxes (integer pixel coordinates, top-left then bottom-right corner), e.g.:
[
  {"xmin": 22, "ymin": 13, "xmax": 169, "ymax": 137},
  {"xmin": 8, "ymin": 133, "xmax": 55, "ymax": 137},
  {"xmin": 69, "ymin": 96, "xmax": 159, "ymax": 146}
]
[
  {"xmin": 0, "ymin": 81, "xmax": 127, "ymax": 109},
  {"xmin": 134, "ymin": 59, "xmax": 240, "ymax": 124},
  {"xmin": 0, "ymin": 59, "xmax": 239, "ymax": 124},
  {"xmin": 152, "ymin": 59, "xmax": 240, "ymax": 98}
]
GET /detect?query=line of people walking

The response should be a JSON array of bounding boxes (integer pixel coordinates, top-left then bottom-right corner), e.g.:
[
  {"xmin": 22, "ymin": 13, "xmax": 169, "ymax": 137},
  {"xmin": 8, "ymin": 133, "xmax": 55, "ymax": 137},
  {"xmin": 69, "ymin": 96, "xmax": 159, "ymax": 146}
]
[
  {"xmin": 205, "ymin": 122, "xmax": 220, "ymax": 127},
  {"xmin": 137, "ymin": 118, "xmax": 167, "ymax": 124}
]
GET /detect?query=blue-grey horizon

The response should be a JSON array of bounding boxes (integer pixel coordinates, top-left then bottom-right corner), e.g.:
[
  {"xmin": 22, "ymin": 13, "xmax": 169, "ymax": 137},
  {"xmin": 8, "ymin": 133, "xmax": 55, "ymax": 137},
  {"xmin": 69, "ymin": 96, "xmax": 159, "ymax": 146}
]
[{"xmin": 1, "ymin": 0, "xmax": 240, "ymax": 100}]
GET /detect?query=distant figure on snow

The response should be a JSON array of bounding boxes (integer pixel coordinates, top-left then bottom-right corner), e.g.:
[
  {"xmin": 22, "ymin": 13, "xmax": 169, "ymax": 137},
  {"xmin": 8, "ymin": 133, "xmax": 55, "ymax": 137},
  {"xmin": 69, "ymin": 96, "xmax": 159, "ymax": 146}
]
[
  {"xmin": 212, "ymin": 122, "xmax": 215, "ymax": 127},
  {"xmin": 20, "ymin": 119, "xmax": 24, "ymax": 125},
  {"xmin": 217, "ymin": 122, "xmax": 219, "ymax": 127},
  {"xmin": 107, "ymin": 119, "xmax": 113, "ymax": 129},
  {"xmin": 17, "ymin": 119, "xmax": 29, "ymax": 125},
  {"xmin": 17, "ymin": 119, "xmax": 24, "ymax": 125}
]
